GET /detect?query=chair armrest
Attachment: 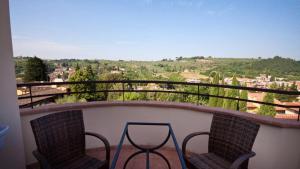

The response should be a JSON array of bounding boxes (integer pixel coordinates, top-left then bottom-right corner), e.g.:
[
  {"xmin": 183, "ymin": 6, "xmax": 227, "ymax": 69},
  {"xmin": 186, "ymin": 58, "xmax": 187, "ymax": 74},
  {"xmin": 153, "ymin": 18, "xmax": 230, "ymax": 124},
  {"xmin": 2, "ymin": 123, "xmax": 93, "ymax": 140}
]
[
  {"xmin": 229, "ymin": 151, "xmax": 256, "ymax": 169},
  {"xmin": 32, "ymin": 150, "xmax": 52, "ymax": 169},
  {"xmin": 182, "ymin": 132, "xmax": 210, "ymax": 156},
  {"xmin": 85, "ymin": 132, "xmax": 110, "ymax": 166}
]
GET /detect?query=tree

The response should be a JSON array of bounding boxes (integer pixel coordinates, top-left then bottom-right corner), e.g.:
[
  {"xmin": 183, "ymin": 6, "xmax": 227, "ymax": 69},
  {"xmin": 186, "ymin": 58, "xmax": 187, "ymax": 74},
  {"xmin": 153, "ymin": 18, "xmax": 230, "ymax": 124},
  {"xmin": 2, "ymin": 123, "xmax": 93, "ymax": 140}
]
[
  {"xmin": 287, "ymin": 82, "xmax": 298, "ymax": 101},
  {"xmin": 258, "ymin": 93, "xmax": 276, "ymax": 117},
  {"xmin": 223, "ymin": 75, "xmax": 240, "ymax": 110},
  {"xmin": 176, "ymin": 56, "xmax": 183, "ymax": 61},
  {"xmin": 290, "ymin": 82, "xmax": 298, "ymax": 91},
  {"xmin": 24, "ymin": 56, "xmax": 48, "ymax": 82},
  {"xmin": 217, "ymin": 78, "xmax": 225, "ymax": 107},
  {"xmin": 208, "ymin": 72, "xmax": 219, "ymax": 107},
  {"xmin": 62, "ymin": 72, "xmax": 69, "ymax": 80},
  {"xmin": 120, "ymin": 92, "xmax": 147, "ymax": 101},
  {"xmin": 169, "ymin": 73, "xmax": 184, "ymax": 82},
  {"xmin": 75, "ymin": 63, "xmax": 80, "ymax": 71},
  {"xmin": 55, "ymin": 95, "xmax": 86, "ymax": 104},
  {"xmin": 270, "ymin": 82, "xmax": 277, "ymax": 89},
  {"xmin": 98, "ymin": 72, "xmax": 123, "ymax": 100},
  {"xmin": 69, "ymin": 65, "xmax": 98, "ymax": 101},
  {"xmin": 239, "ymin": 89, "xmax": 248, "ymax": 112},
  {"xmin": 273, "ymin": 82, "xmax": 298, "ymax": 102}
]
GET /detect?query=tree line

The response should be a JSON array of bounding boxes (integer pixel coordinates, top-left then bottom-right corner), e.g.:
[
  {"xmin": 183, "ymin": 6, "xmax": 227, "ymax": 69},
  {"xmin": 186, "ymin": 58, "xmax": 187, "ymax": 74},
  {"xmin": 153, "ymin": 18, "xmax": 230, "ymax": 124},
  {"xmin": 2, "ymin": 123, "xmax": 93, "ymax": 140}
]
[{"xmin": 207, "ymin": 72, "xmax": 277, "ymax": 117}]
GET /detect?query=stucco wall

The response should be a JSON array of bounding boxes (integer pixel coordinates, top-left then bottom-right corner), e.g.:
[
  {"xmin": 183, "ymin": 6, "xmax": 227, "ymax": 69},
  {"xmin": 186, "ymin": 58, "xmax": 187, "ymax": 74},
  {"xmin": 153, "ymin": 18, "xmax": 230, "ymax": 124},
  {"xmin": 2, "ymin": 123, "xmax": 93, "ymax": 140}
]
[
  {"xmin": 0, "ymin": 0, "xmax": 26, "ymax": 168},
  {"xmin": 21, "ymin": 104, "xmax": 300, "ymax": 169}
]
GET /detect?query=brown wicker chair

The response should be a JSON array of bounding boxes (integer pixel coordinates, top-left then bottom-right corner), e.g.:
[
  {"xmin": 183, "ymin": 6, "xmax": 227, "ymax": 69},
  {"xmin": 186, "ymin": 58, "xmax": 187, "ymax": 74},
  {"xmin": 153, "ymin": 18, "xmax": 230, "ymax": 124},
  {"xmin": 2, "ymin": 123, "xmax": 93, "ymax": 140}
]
[
  {"xmin": 182, "ymin": 113, "xmax": 260, "ymax": 169},
  {"xmin": 30, "ymin": 110, "xmax": 110, "ymax": 169}
]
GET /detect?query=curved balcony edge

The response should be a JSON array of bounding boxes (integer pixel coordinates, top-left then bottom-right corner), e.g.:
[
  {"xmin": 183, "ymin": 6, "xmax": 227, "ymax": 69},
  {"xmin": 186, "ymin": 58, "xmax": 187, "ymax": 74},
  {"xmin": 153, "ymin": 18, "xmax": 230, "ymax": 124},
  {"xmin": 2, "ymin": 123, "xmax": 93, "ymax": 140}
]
[{"xmin": 20, "ymin": 101, "xmax": 300, "ymax": 128}]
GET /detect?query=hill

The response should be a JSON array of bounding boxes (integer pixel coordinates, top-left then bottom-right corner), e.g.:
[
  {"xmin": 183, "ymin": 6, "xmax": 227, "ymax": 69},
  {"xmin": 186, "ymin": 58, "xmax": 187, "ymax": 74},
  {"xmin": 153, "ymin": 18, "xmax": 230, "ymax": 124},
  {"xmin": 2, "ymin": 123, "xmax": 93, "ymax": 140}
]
[
  {"xmin": 208, "ymin": 56, "xmax": 300, "ymax": 80},
  {"xmin": 14, "ymin": 56, "xmax": 300, "ymax": 81}
]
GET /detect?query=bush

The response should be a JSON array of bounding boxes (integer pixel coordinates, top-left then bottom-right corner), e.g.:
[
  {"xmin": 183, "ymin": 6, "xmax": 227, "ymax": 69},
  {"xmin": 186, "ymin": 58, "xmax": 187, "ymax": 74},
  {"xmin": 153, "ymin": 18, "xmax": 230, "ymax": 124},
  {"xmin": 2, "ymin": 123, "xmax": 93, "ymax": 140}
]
[{"xmin": 55, "ymin": 95, "xmax": 86, "ymax": 104}]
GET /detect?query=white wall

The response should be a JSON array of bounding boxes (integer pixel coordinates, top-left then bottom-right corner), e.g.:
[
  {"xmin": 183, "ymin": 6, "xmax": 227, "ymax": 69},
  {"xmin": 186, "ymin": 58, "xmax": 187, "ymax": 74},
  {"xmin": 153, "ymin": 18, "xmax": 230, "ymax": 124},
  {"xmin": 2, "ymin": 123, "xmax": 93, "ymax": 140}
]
[
  {"xmin": 0, "ymin": 0, "xmax": 26, "ymax": 168},
  {"xmin": 252, "ymin": 125, "xmax": 300, "ymax": 169},
  {"xmin": 21, "ymin": 105, "xmax": 300, "ymax": 169},
  {"xmin": 21, "ymin": 106, "xmax": 212, "ymax": 164}
]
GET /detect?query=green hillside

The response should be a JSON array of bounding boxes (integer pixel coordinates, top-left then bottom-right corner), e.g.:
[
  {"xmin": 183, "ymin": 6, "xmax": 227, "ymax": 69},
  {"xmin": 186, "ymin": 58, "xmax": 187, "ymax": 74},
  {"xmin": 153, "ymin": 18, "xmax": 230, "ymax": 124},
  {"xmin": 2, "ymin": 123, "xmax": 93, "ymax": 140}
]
[
  {"xmin": 14, "ymin": 56, "xmax": 300, "ymax": 81},
  {"xmin": 208, "ymin": 56, "xmax": 300, "ymax": 80}
]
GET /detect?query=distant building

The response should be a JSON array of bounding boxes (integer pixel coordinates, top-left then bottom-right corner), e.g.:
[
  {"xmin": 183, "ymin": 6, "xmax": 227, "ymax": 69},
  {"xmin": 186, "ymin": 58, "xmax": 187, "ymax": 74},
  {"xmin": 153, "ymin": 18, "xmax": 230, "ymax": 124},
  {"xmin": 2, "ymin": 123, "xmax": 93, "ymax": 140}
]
[
  {"xmin": 274, "ymin": 81, "xmax": 289, "ymax": 87},
  {"xmin": 237, "ymin": 77, "xmax": 256, "ymax": 87},
  {"xmin": 282, "ymin": 102, "xmax": 300, "ymax": 115},
  {"xmin": 186, "ymin": 79, "xmax": 200, "ymax": 83},
  {"xmin": 110, "ymin": 70, "xmax": 122, "ymax": 74},
  {"xmin": 246, "ymin": 102, "xmax": 257, "ymax": 113},
  {"xmin": 256, "ymin": 74, "xmax": 271, "ymax": 82},
  {"xmin": 275, "ymin": 77, "xmax": 284, "ymax": 81},
  {"xmin": 247, "ymin": 92, "xmax": 287, "ymax": 114},
  {"xmin": 67, "ymin": 68, "xmax": 76, "ymax": 79},
  {"xmin": 50, "ymin": 78, "xmax": 64, "ymax": 87},
  {"xmin": 146, "ymin": 83, "xmax": 160, "ymax": 90},
  {"xmin": 52, "ymin": 78, "xmax": 63, "ymax": 82},
  {"xmin": 296, "ymin": 81, "xmax": 300, "ymax": 91},
  {"xmin": 18, "ymin": 86, "xmax": 66, "ymax": 108},
  {"xmin": 16, "ymin": 87, "xmax": 28, "ymax": 96}
]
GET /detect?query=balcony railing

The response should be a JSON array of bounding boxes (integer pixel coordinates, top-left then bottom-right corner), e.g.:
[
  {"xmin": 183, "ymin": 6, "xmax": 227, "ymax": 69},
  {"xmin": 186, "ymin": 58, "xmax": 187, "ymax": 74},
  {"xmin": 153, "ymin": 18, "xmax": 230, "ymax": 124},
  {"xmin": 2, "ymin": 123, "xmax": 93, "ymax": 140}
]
[{"xmin": 17, "ymin": 80, "xmax": 300, "ymax": 121}]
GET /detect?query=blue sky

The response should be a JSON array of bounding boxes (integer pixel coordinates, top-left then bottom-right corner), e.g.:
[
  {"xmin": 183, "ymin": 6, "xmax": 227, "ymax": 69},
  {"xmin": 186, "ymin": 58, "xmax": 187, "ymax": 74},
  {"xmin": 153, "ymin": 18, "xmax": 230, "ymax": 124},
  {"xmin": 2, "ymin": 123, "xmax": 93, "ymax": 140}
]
[{"xmin": 10, "ymin": 0, "xmax": 300, "ymax": 60}]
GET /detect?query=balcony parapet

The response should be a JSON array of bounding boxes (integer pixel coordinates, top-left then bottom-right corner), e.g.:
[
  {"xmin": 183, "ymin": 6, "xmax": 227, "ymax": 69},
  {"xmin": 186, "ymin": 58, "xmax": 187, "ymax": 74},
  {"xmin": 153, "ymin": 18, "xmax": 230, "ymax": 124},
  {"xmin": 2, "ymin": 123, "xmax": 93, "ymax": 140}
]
[{"xmin": 20, "ymin": 101, "xmax": 300, "ymax": 128}]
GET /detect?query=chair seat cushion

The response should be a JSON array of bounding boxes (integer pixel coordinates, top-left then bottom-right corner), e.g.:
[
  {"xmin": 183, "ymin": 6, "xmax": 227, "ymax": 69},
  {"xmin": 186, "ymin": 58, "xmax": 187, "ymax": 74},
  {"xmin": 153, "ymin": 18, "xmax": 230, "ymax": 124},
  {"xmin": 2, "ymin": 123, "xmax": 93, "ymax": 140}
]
[
  {"xmin": 54, "ymin": 155, "xmax": 106, "ymax": 169},
  {"xmin": 187, "ymin": 153, "xmax": 231, "ymax": 169}
]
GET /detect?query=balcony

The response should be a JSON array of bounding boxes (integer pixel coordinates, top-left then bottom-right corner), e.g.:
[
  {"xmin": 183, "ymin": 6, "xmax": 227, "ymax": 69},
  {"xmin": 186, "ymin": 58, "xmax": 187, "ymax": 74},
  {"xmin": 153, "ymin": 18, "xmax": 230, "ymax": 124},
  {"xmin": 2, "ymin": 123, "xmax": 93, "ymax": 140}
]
[
  {"xmin": 19, "ymin": 101, "xmax": 300, "ymax": 169},
  {"xmin": 17, "ymin": 80, "xmax": 300, "ymax": 169},
  {"xmin": 1, "ymin": 0, "xmax": 300, "ymax": 168}
]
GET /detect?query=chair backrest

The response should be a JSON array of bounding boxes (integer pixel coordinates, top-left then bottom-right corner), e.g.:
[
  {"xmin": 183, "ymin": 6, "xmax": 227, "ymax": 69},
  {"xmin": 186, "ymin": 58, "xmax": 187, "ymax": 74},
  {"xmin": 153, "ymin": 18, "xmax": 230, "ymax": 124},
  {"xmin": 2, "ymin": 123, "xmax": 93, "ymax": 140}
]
[
  {"xmin": 208, "ymin": 113, "xmax": 260, "ymax": 163},
  {"xmin": 31, "ymin": 110, "xmax": 85, "ymax": 166}
]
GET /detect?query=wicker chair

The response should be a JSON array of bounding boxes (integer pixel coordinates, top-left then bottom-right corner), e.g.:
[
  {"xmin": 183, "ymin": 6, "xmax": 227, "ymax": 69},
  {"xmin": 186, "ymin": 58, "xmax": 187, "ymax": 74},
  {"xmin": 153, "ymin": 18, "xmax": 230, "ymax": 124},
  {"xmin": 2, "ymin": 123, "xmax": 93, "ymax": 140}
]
[
  {"xmin": 30, "ymin": 110, "xmax": 110, "ymax": 169},
  {"xmin": 182, "ymin": 113, "xmax": 260, "ymax": 169}
]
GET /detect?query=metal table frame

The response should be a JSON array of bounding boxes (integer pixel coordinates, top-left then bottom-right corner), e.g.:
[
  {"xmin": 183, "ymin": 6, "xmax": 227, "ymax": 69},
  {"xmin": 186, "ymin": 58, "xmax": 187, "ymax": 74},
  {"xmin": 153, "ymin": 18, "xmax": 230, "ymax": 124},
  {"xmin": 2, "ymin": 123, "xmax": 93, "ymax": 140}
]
[{"xmin": 110, "ymin": 122, "xmax": 187, "ymax": 169}]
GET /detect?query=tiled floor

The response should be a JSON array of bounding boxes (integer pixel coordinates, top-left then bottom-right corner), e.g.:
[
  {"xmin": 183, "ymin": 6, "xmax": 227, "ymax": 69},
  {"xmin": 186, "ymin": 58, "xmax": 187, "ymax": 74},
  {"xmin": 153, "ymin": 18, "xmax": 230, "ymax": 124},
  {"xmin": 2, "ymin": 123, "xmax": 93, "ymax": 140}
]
[{"xmin": 27, "ymin": 145, "xmax": 185, "ymax": 169}]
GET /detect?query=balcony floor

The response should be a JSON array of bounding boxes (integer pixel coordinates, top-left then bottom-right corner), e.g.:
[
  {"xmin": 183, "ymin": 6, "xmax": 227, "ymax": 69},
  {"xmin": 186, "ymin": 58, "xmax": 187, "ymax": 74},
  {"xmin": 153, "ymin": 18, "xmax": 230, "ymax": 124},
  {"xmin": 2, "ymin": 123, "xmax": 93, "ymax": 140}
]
[{"xmin": 27, "ymin": 145, "xmax": 184, "ymax": 169}]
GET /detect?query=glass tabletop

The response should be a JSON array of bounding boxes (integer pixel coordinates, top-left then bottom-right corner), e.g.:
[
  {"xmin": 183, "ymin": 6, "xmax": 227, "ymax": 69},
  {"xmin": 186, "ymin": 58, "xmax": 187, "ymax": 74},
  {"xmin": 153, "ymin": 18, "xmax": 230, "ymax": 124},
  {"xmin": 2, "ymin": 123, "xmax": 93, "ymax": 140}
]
[{"xmin": 110, "ymin": 122, "xmax": 187, "ymax": 169}]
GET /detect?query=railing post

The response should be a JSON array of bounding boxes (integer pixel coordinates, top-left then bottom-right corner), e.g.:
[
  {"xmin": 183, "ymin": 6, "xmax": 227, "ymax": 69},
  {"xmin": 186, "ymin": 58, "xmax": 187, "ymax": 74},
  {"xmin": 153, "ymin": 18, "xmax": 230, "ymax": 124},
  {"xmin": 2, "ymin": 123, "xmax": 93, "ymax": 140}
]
[
  {"xmin": 29, "ymin": 86, "xmax": 33, "ymax": 109},
  {"xmin": 122, "ymin": 82, "xmax": 125, "ymax": 102},
  {"xmin": 105, "ymin": 82, "xmax": 108, "ymax": 101},
  {"xmin": 297, "ymin": 108, "xmax": 300, "ymax": 121},
  {"xmin": 66, "ymin": 88, "xmax": 71, "ymax": 95},
  {"xmin": 146, "ymin": 150, "xmax": 150, "ymax": 169},
  {"xmin": 237, "ymin": 99, "xmax": 239, "ymax": 111},
  {"xmin": 197, "ymin": 84, "xmax": 200, "ymax": 105}
]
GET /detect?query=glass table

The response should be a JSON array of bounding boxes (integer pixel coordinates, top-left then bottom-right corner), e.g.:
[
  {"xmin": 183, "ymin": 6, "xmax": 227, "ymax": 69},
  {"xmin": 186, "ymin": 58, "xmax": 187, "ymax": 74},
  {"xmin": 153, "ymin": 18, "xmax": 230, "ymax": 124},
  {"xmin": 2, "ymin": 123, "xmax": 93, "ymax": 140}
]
[{"xmin": 110, "ymin": 122, "xmax": 187, "ymax": 169}]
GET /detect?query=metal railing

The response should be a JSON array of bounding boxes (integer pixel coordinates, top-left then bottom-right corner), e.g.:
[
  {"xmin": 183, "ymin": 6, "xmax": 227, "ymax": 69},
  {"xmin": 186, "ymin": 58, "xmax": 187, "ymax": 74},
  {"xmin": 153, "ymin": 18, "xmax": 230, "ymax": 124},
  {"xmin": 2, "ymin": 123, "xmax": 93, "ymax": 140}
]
[{"xmin": 17, "ymin": 80, "xmax": 300, "ymax": 121}]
